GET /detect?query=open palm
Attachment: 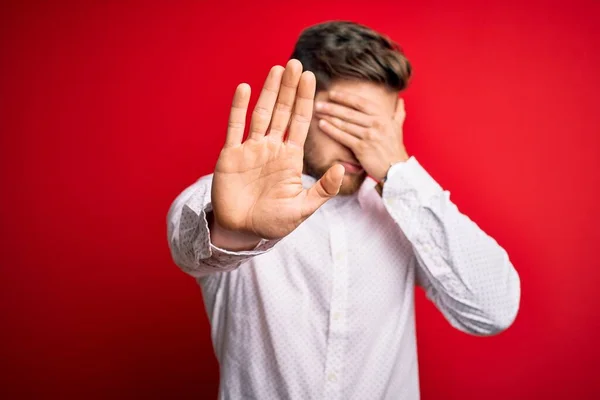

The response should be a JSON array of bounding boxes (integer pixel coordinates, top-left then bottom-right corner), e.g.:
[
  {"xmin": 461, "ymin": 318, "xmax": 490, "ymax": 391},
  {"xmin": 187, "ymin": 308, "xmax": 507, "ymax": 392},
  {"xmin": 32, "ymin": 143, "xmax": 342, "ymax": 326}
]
[{"xmin": 211, "ymin": 60, "xmax": 344, "ymax": 240}]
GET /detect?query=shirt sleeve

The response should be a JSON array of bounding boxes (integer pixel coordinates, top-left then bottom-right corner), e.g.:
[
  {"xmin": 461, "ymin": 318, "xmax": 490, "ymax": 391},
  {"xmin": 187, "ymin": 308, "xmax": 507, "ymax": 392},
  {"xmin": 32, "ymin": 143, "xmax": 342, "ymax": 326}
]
[
  {"xmin": 166, "ymin": 174, "xmax": 280, "ymax": 278},
  {"xmin": 382, "ymin": 157, "xmax": 521, "ymax": 335}
]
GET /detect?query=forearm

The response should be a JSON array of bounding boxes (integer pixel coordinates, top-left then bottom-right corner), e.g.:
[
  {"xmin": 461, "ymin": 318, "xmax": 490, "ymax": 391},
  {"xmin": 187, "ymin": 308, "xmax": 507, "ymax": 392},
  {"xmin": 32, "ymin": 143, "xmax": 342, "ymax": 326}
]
[
  {"xmin": 167, "ymin": 175, "xmax": 278, "ymax": 278},
  {"xmin": 382, "ymin": 157, "xmax": 521, "ymax": 334},
  {"xmin": 410, "ymin": 198, "xmax": 521, "ymax": 334}
]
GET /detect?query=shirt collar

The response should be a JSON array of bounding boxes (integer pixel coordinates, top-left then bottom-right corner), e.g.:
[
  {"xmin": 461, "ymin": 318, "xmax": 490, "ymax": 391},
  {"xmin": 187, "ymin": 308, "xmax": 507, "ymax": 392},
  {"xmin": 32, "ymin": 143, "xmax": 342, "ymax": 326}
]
[
  {"xmin": 301, "ymin": 174, "xmax": 376, "ymax": 210},
  {"xmin": 357, "ymin": 176, "xmax": 377, "ymax": 209},
  {"xmin": 301, "ymin": 174, "xmax": 317, "ymax": 189}
]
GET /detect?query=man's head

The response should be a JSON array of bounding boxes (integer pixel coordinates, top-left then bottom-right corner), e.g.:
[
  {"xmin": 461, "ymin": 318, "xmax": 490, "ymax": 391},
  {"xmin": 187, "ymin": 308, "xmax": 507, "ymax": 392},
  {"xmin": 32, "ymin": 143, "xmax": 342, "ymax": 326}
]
[{"xmin": 290, "ymin": 21, "xmax": 412, "ymax": 194}]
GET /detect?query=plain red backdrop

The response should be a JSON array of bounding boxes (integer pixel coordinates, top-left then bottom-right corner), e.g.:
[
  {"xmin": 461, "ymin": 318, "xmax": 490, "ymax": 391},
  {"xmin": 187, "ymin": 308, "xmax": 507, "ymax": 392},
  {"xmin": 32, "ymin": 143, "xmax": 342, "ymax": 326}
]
[{"xmin": 1, "ymin": 0, "xmax": 599, "ymax": 398}]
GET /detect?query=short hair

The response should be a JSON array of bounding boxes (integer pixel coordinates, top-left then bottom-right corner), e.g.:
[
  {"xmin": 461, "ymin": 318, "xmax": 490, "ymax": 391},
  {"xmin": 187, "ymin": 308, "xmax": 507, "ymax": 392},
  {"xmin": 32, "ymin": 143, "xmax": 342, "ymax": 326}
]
[{"xmin": 290, "ymin": 21, "xmax": 412, "ymax": 92}]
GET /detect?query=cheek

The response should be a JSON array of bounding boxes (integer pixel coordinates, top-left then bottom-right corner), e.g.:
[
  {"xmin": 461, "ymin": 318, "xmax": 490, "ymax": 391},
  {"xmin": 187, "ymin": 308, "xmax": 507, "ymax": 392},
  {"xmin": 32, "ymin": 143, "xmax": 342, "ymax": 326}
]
[{"xmin": 305, "ymin": 119, "xmax": 343, "ymax": 159}]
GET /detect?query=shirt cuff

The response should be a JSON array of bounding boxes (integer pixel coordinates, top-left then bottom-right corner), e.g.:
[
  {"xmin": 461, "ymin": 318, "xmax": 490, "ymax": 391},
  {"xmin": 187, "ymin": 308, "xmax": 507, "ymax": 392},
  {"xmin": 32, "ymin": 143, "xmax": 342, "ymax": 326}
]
[
  {"xmin": 382, "ymin": 156, "xmax": 443, "ymax": 205},
  {"xmin": 197, "ymin": 203, "xmax": 280, "ymax": 269}
]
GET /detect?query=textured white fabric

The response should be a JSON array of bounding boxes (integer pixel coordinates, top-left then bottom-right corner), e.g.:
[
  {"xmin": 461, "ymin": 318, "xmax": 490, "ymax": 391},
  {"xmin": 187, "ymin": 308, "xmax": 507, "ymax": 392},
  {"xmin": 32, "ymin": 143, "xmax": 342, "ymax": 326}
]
[{"xmin": 167, "ymin": 156, "xmax": 521, "ymax": 400}]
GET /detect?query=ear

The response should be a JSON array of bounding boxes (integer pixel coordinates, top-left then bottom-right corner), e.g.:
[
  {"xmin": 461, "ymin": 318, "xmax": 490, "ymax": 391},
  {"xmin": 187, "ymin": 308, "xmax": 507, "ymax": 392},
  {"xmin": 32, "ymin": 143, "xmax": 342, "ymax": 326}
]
[{"xmin": 393, "ymin": 97, "xmax": 406, "ymax": 124}]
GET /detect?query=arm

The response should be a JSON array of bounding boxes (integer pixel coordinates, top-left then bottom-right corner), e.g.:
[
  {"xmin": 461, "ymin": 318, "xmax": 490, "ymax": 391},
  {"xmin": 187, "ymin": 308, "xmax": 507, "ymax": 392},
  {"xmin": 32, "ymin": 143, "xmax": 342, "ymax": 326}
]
[
  {"xmin": 166, "ymin": 60, "xmax": 343, "ymax": 279},
  {"xmin": 166, "ymin": 175, "xmax": 278, "ymax": 279},
  {"xmin": 382, "ymin": 157, "xmax": 521, "ymax": 335},
  {"xmin": 313, "ymin": 91, "xmax": 520, "ymax": 335}
]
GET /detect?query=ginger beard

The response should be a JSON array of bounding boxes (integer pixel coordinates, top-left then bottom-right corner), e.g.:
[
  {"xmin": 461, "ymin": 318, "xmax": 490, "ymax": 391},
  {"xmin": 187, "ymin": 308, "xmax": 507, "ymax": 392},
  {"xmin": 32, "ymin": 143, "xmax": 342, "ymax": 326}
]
[{"xmin": 302, "ymin": 117, "xmax": 367, "ymax": 196}]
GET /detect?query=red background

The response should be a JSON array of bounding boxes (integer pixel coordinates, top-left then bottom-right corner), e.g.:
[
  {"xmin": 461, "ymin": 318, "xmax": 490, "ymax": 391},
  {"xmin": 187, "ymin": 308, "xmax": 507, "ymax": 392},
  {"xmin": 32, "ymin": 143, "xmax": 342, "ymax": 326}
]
[{"xmin": 1, "ymin": 0, "xmax": 599, "ymax": 398}]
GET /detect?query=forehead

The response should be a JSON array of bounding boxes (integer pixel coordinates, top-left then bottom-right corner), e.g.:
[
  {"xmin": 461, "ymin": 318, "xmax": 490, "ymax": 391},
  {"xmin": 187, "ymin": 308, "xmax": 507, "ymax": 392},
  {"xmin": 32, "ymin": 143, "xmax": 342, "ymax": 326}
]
[{"xmin": 317, "ymin": 79, "xmax": 399, "ymax": 114}]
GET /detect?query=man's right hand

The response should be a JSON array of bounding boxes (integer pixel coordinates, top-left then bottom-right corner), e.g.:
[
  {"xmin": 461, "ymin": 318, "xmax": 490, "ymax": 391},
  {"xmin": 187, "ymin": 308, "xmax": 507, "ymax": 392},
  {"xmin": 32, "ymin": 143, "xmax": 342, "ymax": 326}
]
[{"xmin": 210, "ymin": 59, "xmax": 345, "ymax": 246}]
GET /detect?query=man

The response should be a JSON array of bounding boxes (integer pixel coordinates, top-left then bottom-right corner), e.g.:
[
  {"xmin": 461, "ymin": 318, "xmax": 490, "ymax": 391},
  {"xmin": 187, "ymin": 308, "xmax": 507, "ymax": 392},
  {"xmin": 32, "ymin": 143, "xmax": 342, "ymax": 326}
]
[{"xmin": 167, "ymin": 21, "xmax": 520, "ymax": 400}]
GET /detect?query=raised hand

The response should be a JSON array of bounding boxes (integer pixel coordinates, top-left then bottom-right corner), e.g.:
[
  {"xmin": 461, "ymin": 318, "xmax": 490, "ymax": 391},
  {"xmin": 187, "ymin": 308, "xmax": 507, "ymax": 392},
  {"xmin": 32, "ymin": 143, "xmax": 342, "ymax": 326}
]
[
  {"xmin": 315, "ymin": 90, "xmax": 410, "ymax": 182},
  {"xmin": 211, "ymin": 59, "xmax": 345, "ymax": 242}
]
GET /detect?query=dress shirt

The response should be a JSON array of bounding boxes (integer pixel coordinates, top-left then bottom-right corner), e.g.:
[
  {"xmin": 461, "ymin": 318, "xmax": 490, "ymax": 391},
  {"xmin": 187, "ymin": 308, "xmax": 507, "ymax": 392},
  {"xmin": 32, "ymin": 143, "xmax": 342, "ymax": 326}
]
[{"xmin": 167, "ymin": 156, "xmax": 521, "ymax": 400}]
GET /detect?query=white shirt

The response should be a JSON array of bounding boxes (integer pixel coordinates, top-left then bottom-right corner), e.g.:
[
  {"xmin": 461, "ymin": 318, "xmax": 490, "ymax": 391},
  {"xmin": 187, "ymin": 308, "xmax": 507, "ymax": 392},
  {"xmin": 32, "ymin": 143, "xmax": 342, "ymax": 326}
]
[{"xmin": 167, "ymin": 156, "xmax": 521, "ymax": 400}]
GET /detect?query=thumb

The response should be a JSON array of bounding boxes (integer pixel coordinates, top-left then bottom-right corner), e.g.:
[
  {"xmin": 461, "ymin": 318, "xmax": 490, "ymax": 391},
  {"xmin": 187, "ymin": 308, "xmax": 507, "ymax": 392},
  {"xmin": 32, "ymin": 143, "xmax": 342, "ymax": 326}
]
[{"xmin": 303, "ymin": 164, "xmax": 345, "ymax": 216}]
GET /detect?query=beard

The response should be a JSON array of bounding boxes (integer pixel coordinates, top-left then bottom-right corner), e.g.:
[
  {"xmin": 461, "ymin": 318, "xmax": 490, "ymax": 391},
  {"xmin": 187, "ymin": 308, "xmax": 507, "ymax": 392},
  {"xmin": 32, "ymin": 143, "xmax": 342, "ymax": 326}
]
[{"xmin": 303, "ymin": 152, "xmax": 367, "ymax": 196}]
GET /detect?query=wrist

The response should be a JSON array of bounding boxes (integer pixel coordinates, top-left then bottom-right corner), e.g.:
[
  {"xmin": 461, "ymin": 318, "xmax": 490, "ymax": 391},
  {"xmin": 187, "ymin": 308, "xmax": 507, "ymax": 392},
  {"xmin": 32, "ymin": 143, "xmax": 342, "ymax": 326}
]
[
  {"xmin": 395, "ymin": 148, "xmax": 410, "ymax": 166},
  {"xmin": 208, "ymin": 212, "xmax": 262, "ymax": 251},
  {"xmin": 375, "ymin": 151, "xmax": 410, "ymax": 197},
  {"xmin": 377, "ymin": 154, "xmax": 409, "ymax": 183}
]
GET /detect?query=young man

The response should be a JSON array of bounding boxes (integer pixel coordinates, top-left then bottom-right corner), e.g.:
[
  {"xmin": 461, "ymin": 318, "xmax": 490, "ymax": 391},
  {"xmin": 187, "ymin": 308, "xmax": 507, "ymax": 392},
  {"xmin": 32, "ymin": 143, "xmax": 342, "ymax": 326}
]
[{"xmin": 167, "ymin": 21, "xmax": 520, "ymax": 400}]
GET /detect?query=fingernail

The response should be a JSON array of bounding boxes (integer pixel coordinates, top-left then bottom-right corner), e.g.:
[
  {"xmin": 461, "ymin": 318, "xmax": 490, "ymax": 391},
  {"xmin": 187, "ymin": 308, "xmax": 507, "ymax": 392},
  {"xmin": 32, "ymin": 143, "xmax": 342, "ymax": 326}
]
[
  {"xmin": 315, "ymin": 102, "xmax": 324, "ymax": 110},
  {"xmin": 329, "ymin": 90, "xmax": 337, "ymax": 97}
]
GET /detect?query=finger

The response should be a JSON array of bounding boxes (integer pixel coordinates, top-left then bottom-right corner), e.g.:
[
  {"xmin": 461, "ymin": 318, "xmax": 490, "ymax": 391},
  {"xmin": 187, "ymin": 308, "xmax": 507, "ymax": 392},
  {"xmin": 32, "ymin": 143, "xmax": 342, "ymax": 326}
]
[
  {"xmin": 303, "ymin": 163, "xmax": 345, "ymax": 216},
  {"xmin": 393, "ymin": 97, "xmax": 406, "ymax": 123},
  {"xmin": 267, "ymin": 59, "xmax": 303, "ymax": 141},
  {"xmin": 314, "ymin": 101, "xmax": 373, "ymax": 127},
  {"xmin": 249, "ymin": 65, "xmax": 285, "ymax": 140},
  {"xmin": 328, "ymin": 90, "xmax": 378, "ymax": 115},
  {"xmin": 225, "ymin": 83, "xmax": 251, "ymax": 148},
  {"xmin": 315, "ymin": 114, "xmax": 367, "ymax": 138},
  {"xmin": 286, "ymin": 70, "xmax": 316, "ymax": 147},
  {"xmin": 318, "ymin": 118, "xmax": 361, "ymax": 150}
]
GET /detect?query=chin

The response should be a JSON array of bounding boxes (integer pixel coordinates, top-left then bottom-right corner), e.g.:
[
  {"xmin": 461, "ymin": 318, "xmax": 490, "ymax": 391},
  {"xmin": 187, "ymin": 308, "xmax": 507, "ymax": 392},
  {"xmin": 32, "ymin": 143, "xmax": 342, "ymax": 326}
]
[{"xmin": 338, "ymin": 173, "xmax": 366, "ymax": 195}]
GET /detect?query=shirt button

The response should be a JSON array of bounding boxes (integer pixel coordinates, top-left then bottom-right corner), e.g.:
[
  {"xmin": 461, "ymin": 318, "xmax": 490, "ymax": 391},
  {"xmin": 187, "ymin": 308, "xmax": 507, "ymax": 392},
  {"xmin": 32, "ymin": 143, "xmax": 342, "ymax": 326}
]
[
  {"xmin": 385, "ymin": 198, "xmax": 396, "ymax": 207},
  {"xmin": 333, "ymin": 312, "xmax": 341, "ymax": 321},
  {"xmin": 328, "ymin": 373, "xmax": 337, "ymax": 382},
  {"xmin": 335, "ymin": 252, "xmax": 343, "ymax": 261}
]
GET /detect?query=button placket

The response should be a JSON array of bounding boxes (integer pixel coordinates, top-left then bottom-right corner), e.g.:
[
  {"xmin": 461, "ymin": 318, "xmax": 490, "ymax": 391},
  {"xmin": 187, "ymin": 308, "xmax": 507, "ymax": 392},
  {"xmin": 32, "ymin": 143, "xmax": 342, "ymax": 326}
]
[{"xmin": 322, "ymin": 206, "xmax": 349, "ymax": 399}]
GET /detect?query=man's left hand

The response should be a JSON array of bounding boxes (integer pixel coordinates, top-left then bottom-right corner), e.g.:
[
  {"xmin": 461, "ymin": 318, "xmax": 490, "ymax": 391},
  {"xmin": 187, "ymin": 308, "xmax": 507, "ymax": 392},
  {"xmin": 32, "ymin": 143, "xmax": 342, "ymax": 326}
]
[{"xmin": 315, "ymin": 90, "xmax": 410, "ymax": 182}]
